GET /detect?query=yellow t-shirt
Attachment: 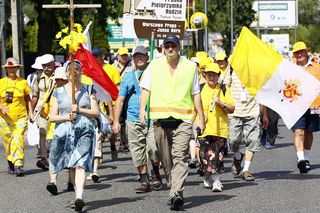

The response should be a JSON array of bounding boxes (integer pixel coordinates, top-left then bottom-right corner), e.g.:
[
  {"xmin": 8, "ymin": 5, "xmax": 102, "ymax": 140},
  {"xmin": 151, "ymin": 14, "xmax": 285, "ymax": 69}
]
[
  {"xmin": 0, "ymin": 77, "xmax": 31, "ymax": 116},
  {"xmin": 104, "ymin": 64, "xmax": 121, "ymax": 86},
  {"xmin": 199, "ymin": 83, "xmax": 234, "ymax": 139}
]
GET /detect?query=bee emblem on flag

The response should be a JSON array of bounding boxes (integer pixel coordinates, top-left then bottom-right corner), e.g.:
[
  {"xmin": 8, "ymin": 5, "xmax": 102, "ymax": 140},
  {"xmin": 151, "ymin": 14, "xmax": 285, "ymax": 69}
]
[{"xmin": 279, "ymin": 79, "xmax": 302, "ymax": 102}]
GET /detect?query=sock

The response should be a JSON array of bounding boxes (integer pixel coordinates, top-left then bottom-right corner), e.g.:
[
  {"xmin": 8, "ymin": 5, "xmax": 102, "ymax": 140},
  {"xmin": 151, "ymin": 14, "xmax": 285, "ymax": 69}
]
[
  {"xmin": 242, "ymin": 160, "xmax": 251, "ymax": 172},
  {"xmin": 297, "ymin": 151, "xmax": 305, "ymax": 161},
  {"xmin": 152, "ymin": 165, "xmax": 160, "ymax": 176},
  {"xmin": 139, "ymin": 173, "xmax": 148, "ymax": 183},
  {"xmin": 234, "ymin": 151, "xmax": 242, "ymax": 160},
  {"xmin": 304, "ymin": 149, "xmax": 310, "ymax": 161},
  {"xmin": 75, "ymin": 187, "xmax": 84, "ymax": 199},
  {"xmin": 110, "ymin": 144, "xmax": 116, "ymax": 151},
  {"xmin": 212, "ymin": 173, "xmax": 220, "ymax": 182}
]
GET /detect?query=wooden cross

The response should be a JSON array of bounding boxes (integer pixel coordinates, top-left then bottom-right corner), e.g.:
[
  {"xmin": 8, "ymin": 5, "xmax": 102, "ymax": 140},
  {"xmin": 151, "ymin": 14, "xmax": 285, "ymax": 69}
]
[{"xmin": 43, "ymin": 1, "xmax": 101, "ymax": 104}]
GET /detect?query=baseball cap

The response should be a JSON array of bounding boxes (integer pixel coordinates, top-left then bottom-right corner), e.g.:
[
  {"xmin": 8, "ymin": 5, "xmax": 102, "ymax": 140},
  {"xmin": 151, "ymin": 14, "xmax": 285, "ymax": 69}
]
[
  {"xmin": 204, "ymin": 63, "xmax": 220, "ymax": 74},
  {"xmin": 39, "ymin": 54, "xmax": 54, "ymax": 65},
  {"xmin": 199, "ymin": 57, "xmax": 211, "ymax": 68},
  {"xmin": 163, "ymin": 35, "xmax": 180, "ymax": 46},
  {"xmin": 92, "ymin": 48, "xmax": 104, "ymax": 57},
  {"xmin": 117, "ymin": 47, "xmax": 129, "ymax": 56},
  {"xmin": 31, "ymin": 56, "xmax": 43, "ymax": 70},
  {"xmin": 215, "ymin": 52, "xmax": 227, "ymax": 61},
  {"xmin": 132, "ymin": 45, "xmax": 148, "ymax": 56},
  {"xmin": 293, "ymin": 42, "xmax": 307, "ymax": 53}
]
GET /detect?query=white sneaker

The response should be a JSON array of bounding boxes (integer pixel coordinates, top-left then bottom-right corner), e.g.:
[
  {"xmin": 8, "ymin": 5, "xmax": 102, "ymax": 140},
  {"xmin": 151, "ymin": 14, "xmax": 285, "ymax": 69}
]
[
  {"xmin": 212, "ymin": 180, "xmax": 223, "ymax": 192},
  {"xmin": 265, "ymin": 141, "xmax": 274, "ymax": 149},
  {"xmin": 86, "ymin": 173, "xmax": 93, "ymax": 180},
  {"xmin": 203, "ymin": 179, "xmax": 213, "ymax": 188}
]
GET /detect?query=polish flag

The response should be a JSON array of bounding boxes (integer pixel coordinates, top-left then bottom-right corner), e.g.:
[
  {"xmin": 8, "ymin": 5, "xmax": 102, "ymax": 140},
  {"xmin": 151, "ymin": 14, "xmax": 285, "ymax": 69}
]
[{"xmin": 74, "ymin": 22, "xmax": 118, "ymax": 101}]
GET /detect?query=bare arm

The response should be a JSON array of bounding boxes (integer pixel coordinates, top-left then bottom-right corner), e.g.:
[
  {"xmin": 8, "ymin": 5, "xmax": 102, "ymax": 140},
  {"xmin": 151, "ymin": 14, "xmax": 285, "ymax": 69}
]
[
  {"xmin": 193, "ymin": 93, "xmax": 206, "ymax": 134},
  {"xmin": 49, "ymin": 97, "xmax": 70, "ymax": 123},
  {"xmin": 215, "ymin": 98, "xmax": 235, "ymax": 114},
  {"xmin": 112, "ymin": 96, "xmax": 126, "ymax": 134},
  {"xmin": 260, "ymin": 104, "xmax": 269, "ymax": 129},
  {"xmin": 140, "ymin": 88, "xmax": 150, "ymax": 125}
]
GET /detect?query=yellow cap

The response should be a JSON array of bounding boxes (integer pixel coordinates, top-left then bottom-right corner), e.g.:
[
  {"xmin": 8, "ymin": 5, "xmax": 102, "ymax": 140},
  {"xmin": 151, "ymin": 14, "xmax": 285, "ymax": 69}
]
[
  {"xmin": 196, "ymin": 51, "xmax": 207, "ymax": 59},
  {"xmin": 292, "ymin": 42, "xmax": 307, "ymax": 53},
  {"xmin": 204, "ymin": 63, "xmax": 220, "ymax": 74},
  {"xmin": 199, "ymin": 57, "xmax": 211, "ymax": 68},
  {"xmin": 215, "ymin": 52, "xmax": 227, "ymax": 61},
  {"xmin": 117, "ymin": 47, "xmax": 129, "ymax": 55}
]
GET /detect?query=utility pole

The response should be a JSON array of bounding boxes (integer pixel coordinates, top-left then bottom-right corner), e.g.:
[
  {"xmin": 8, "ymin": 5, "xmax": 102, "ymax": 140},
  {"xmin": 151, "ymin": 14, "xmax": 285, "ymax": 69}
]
[
  {"xmin": 230, "ymin": 0, "xmax": 234, "ymax": 52},
  {"xmin": 204, "ymin": 0, "xmax": 208, "ymax": 53},
  {"xmin": 10, "ymin": 0, "xmax": 24, "ymax": 76},
  {"xmin": 1, "ymin": 0, "xmax": 6, "ymax": 77}
]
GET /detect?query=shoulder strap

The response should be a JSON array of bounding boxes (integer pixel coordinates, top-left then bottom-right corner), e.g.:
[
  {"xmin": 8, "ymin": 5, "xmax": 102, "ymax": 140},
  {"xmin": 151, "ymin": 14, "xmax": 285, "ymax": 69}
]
[
  {"xmin": 120, "ymin": 60, "xmax": 131, "ymax": 76},
  {"xmin": 132, "ymin": 71, "xmax": 140, "ymax": 92}
]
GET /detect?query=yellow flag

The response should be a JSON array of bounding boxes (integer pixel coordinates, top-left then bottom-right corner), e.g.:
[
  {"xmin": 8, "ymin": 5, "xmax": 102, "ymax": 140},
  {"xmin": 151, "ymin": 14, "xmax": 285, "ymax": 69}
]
[{"xmin": 229, "ymin": 27, "xmax": 283, "ymax": 96}]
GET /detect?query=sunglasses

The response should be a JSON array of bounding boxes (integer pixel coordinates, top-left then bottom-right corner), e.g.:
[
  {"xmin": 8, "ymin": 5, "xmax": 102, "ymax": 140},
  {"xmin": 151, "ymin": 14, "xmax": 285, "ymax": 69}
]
[{"xmin": 164, "ymin": 43, "xmax": 178, "ymax": 49}]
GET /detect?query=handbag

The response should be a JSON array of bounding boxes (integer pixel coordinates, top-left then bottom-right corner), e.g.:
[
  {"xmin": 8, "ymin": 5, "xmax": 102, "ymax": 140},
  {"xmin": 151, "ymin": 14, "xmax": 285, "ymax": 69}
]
[
  {"xmin": 98, "ymin": 109, "xmax": 112, "ymax": 134},
  {"xmin": 158, "ymin": 116, "xmax": 183, "ymax": 129}
]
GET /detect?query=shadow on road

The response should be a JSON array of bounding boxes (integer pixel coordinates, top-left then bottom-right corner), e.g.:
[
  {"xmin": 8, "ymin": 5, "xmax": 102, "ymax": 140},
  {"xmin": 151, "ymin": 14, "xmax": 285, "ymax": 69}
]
[
  {"xmin": 254, "ymin": 170, "xmax": 320, "ymax": 180},
  {"xmin": 184, "ymin": 194, "xmax": 236, "ymax": 209},
  {"xmin": 84, "ymin": 196, "xmax": 145, "ymax": 211}
]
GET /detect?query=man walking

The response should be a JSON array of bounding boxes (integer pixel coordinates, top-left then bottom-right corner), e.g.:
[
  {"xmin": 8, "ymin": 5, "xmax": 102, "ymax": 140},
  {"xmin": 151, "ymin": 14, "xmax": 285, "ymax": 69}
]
[
  {"xmin": 113, "ymin": 46, "xmax": 162, "ymax": 193},
  {"xmin": 140, "ymin": 35, "xmax": 205, "ymax": 211}
]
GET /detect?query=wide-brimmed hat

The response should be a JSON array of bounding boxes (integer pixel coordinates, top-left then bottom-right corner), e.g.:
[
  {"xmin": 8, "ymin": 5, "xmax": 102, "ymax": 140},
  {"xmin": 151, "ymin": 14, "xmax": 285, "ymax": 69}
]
[
  {"xmin": 39, "ymin": 54, "xmax": 55, "ymax": 65},
  {"xmin": 31, "ymin": 56, "xmax": 43, "ymax": 70},
  {"xmin": 2, "ymin": 57, "xmax": 22, "ymax": 68},
  {"xmin": 53, "ymin": 67, "xmax": 67, "ymax": 80}
]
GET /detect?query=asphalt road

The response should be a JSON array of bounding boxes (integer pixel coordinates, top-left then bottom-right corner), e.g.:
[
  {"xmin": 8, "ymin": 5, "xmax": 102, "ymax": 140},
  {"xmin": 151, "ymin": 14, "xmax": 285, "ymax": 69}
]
[{"xmin": 1, "ymin": 119, "xmax": 320, "ymax": 213}]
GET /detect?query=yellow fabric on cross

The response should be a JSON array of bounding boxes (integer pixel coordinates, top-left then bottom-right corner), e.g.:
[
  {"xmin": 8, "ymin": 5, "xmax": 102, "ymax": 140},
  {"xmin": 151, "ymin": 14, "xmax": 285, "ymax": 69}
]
[{"xmin": 229, "ymin": 27, "xmax": 283, "ymax": 96}]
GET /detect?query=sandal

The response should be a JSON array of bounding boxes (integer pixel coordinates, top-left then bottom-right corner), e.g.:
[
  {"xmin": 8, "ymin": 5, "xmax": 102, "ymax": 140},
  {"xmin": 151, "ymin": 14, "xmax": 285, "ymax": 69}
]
[{"xmin": 241, "ymin": 171, "xmax": 255, "ymax": 181}]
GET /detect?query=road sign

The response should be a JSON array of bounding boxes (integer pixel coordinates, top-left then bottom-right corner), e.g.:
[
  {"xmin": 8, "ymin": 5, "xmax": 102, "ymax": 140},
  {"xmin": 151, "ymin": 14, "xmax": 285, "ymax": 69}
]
[{"xmin": 123, "ymin": 0, "xmax": 186, "ymax": 39}]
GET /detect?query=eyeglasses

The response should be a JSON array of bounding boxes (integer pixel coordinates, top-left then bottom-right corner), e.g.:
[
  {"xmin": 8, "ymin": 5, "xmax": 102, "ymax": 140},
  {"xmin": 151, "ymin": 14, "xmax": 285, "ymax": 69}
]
[{"xmin": 164, "ymin": 43, "xmax": 178, "ymax": 49}]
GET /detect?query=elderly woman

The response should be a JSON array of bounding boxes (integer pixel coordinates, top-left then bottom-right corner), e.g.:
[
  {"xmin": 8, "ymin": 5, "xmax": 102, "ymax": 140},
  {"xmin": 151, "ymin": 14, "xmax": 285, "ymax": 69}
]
[
  {"xmin": 197, "ymin": 63, "xmax": 235, "ymax": 192},
  {"xmin": 0, "ymin": 58, "xmax": 33, "ymax": 177},
  {"xmin": 48, "ymin": 60, "xmax": 99, "ymax": 211}
]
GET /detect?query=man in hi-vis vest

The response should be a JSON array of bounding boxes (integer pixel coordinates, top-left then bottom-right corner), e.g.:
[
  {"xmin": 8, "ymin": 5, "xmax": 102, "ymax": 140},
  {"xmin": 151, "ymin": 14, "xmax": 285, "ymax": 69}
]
[{"xmin": 140, "ymin": 35, "xmax": 205, "ymax": 211}]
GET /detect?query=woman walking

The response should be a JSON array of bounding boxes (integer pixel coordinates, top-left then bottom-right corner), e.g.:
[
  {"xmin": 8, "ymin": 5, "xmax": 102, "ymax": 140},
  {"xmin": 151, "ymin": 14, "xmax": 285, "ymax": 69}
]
[
  {"xmin": 48, "ymin": 60, "xmax": 99, "ymax": 211},
  {"xmin": 0, "ymin": 58, "xmax": 33, "ymax": 176}
]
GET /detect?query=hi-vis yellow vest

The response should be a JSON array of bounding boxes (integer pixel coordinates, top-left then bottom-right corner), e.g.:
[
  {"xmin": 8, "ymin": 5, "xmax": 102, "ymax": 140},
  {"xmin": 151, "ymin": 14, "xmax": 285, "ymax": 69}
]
[{"xmin": 150, "ymin": 56, "xmax": 196, "ymax": 120}]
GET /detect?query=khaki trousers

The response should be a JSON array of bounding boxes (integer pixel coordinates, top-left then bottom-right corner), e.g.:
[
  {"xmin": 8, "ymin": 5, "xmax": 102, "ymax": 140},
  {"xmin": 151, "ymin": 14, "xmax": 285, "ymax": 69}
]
[{"xmin": 154, "ymin": 121, "xmax": 192, "ymax": 198}]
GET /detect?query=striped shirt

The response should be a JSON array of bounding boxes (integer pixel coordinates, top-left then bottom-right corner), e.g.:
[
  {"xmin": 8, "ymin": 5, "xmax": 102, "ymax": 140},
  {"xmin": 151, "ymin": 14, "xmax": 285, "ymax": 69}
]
[{"xmin": 224, "ymin": 71, "xmax": 260, "ymax": 117}]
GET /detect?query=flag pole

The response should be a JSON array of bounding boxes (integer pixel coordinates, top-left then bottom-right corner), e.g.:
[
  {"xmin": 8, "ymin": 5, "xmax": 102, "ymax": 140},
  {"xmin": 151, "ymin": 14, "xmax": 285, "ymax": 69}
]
[
  {"xmin": 70, "ymin": 0, "xmax": 76, "ymax": 104},
  {"xmin": 146, "ymin": 31, "xmax": 155, "ymax": 127}
]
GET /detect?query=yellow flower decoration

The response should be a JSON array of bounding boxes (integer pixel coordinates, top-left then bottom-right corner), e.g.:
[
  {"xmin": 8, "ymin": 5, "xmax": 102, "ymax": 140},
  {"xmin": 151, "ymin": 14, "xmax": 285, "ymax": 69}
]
[
  {"xmin": 74, "ymin": 23, "xmax": 83, "ymax": 33},
  {"xmin": 55, "ymin": 31, "xmax": 62, "ymax": 39},
  {"xmin": 56, "ymin": 24, "xmax": 87, "ymax": 54},
  {"xmin": 62, "ymin": 27, "xmax": 69, "ymax": 33}
]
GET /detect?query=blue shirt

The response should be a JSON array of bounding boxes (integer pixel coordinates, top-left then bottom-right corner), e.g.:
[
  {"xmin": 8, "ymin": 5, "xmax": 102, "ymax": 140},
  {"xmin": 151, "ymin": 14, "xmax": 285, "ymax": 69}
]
[{"xmin": 119, "ymin": 70, "xmax": 143, "ymax": 122}]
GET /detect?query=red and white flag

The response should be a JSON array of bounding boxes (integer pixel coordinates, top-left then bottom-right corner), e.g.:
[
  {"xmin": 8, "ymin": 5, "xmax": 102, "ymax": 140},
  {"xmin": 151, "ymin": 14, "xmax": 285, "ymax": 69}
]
[{"xmin": 74, "ymin": 22, "xmax": 118, "ymax": 101}]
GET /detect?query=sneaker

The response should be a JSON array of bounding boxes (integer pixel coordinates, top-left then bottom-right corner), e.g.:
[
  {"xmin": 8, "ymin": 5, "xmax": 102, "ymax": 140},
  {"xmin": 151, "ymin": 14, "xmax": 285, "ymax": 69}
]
[
  {"xmin": 170, "ymin": 194, "xmax": 184, "ymax": 211},
  {"xmin": 305, "ymin": 160, "xmax": 311, "ymax": 171},
  {"xmin": 67, "ymin": 181, "xmax": 74, "ymax": 192},
  {"xmin": 135, "ymin": 182, "xmax": 151, "ymax": 193},
  {"xmin": 212, "ymin": 180, "xmax": 223, "ymax": 192},
  {"xmin": 150, "ymin": 170, "xmax": 163, "ymax": 190},
  {"xmin": 264, "ymin": 141, "xmax": 274, "ymax": 149},
  {"xmin": 36, "ymin": 158, "xmax": 49, "ymax": 171},
  {"xmin": 86, "ymin": 173, "xmax": 93, "ymax": 180},
  {"xmin": 92, "ymin": 173, "xmax": 100, "ymax": 183},
  {"xmin": 188, "ymin": 159, "xmax": 197, "ymax": 168},
  {"xmin": 297, "ymin": 160, "xmax": 308, "ymax": 173},
  {"xmin": 231, "ymin": 153, "xmax": 244, "ymax": 176},
  {"xmin": 203, "ymin": 174, "xmax": 213, "ymax": 188},
  {"xmin": 14, "ymin": 167, "xmax": 24, "ymax": 177},
  {"xmin": 46, "ymin": 182, "xmax": 58, "ymax": 195},
  {"xmin": 241, "ymin": 171, "xmax": 255, "ymax": 181},
  {"xmin": 111, "ymin": 150, "xmax": 118, "ymax": 161},
  {"xmin": 74, "ymin": 199, "xmax": 85, "ymax": 212}
]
